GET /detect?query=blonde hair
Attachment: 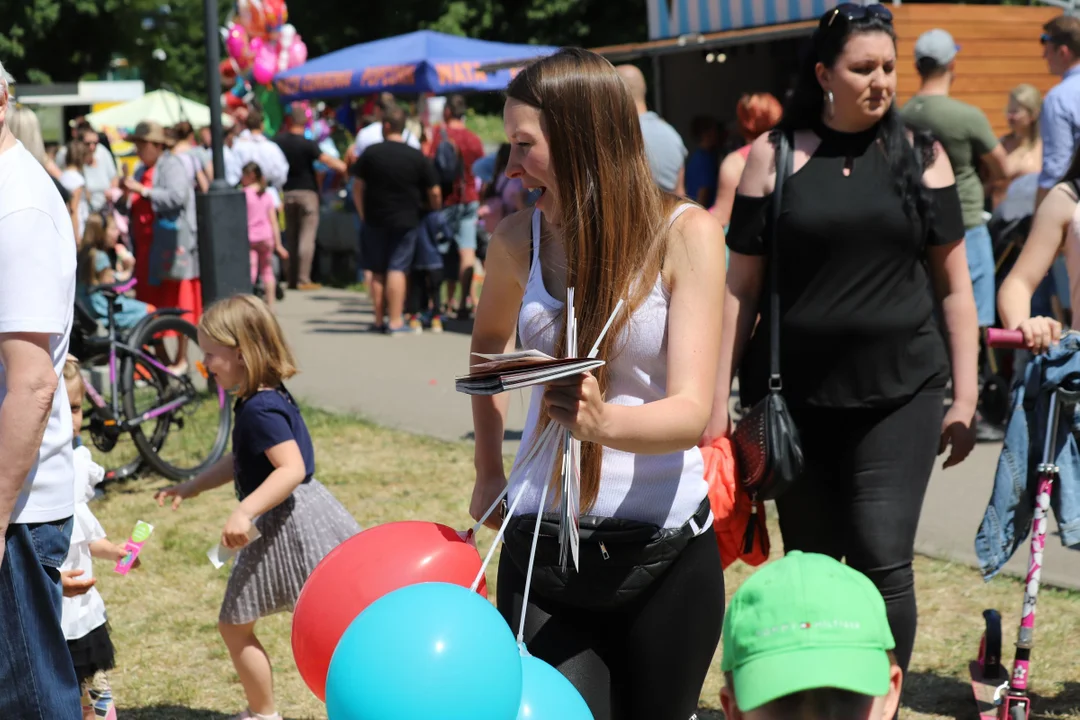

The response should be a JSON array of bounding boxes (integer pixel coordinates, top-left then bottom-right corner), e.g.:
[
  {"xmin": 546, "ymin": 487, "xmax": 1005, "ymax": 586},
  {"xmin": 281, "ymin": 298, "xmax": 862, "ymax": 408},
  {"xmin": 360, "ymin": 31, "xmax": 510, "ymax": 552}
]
[
  {"xmin": 63, "ymin": 355, "xmax": 85, "ymax": 398},
  {"xmin": 8, "ymin": 105, "xmax": 48, "ymax": 166},
  {"xmin": 198, "ymin": 295, "xmax": 297, "ymax": 398},
  {"xmin": 1009, "ymin": 84, "xmax": 1042, "ymax": 148}
]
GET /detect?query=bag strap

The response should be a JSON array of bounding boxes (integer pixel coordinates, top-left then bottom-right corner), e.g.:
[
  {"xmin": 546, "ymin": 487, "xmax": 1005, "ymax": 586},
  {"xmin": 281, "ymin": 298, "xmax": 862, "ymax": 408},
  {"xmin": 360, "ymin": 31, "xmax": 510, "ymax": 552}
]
[{"xmin": 769, "ymin": 131, "xmax": 793, "ymax": 392}]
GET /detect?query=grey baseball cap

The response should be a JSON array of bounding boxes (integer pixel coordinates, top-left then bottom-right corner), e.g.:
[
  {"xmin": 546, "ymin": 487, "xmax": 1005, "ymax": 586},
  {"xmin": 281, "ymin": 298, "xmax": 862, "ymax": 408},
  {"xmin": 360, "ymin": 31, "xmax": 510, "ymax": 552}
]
[{"xmin": 914, "ymin": 29, "xmax": 960, "ymax": 66}]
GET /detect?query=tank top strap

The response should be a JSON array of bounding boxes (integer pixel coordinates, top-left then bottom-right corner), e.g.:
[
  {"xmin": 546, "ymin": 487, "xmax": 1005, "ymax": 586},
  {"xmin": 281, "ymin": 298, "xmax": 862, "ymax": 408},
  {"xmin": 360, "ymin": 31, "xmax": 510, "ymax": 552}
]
[
  {"xmin": 531, "ymin": 209, "xmax": 542, "ymax": 265},
  {"xmin": 668, "ymin": 202, "xmax": 694, "ymax": 228}
]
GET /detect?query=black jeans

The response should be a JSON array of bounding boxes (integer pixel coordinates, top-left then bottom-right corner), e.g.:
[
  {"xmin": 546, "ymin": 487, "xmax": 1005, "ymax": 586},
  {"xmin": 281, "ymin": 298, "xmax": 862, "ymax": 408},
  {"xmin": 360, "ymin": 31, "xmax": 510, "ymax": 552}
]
[
  {"xmin": 778, "ymin": 387, "xmax": 944, "ymax": 675},
  {"xmin": 497, "ymin": 527, "xmax": 724, "ymax": 720}
]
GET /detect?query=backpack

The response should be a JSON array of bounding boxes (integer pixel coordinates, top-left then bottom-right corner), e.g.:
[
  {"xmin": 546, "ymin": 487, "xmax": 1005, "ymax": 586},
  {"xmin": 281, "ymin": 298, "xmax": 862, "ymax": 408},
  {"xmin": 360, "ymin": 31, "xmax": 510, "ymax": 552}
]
[{"xmin": 433, "ymin": 127, "xmax": 464, "ymax": 191}]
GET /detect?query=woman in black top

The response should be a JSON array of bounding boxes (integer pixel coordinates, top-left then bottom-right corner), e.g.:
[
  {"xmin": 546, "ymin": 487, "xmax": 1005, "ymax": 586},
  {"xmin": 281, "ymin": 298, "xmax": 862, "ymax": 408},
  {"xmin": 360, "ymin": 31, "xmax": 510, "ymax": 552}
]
[{"xmin": 708, "ymin": 4, "xmax": 979, "ymax": 681}]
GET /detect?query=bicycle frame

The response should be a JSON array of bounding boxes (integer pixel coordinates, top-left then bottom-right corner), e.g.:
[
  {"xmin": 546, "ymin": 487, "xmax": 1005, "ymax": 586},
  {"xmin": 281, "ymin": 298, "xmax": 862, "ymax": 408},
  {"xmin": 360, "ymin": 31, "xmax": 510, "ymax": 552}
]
[{"xmin": 81, "ymin": 281, "xmax": 226, "ymax": 433}]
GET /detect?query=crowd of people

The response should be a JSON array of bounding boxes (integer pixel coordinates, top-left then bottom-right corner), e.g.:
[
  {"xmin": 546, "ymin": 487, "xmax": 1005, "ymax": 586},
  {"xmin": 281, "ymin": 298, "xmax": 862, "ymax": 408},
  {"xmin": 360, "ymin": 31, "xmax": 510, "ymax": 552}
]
[{"xmin": 3, "ymin": 5, "xmax": 1080, "ymax": 720}]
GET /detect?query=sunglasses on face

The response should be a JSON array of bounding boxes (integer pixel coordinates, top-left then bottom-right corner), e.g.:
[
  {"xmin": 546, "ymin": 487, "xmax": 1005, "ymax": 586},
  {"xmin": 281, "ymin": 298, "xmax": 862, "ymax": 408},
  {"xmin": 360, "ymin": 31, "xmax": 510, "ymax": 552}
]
[{"xmin": 821, "ymin": 2, "xmax": 894, "ymax": 32}]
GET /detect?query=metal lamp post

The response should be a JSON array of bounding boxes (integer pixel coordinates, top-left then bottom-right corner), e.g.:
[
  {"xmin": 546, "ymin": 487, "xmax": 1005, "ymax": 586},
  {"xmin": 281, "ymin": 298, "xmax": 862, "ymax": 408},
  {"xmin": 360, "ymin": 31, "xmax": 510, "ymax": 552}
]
[{"xmin": 197, "ymin": 0, "xmax": 252, "ymax": 305}]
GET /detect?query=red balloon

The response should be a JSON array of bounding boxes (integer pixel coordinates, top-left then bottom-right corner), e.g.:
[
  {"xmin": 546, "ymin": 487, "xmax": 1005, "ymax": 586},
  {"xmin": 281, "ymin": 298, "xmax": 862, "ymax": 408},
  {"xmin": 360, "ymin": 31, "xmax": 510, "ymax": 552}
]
[{"xmin": 291, "ymin": 521, "xmax": 487, "ymax": 701}]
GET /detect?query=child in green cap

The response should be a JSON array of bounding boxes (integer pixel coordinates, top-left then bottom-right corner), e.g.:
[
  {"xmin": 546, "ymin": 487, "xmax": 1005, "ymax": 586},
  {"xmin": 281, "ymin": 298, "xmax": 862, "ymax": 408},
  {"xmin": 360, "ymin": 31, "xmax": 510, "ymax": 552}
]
[{"xmin": 720, "ymin": 551, "xmax": 904, "ymax": 719}]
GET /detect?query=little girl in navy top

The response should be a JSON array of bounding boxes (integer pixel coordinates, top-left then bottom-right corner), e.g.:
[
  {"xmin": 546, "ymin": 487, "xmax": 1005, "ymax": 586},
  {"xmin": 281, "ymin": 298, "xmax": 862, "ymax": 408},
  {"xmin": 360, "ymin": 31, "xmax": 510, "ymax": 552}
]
[{"xmin": 155, "ymin": 294, "xmax": 360, "ymax": 720}]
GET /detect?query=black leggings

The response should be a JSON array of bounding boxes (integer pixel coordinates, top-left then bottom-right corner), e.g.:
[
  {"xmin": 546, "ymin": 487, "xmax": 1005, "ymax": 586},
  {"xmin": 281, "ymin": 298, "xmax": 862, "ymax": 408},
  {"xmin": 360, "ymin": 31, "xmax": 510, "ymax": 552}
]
[
  {"xmin": 497, "ymin": 527, "xmax": 724, "ymax": 720},
  {"xmin": 777, "ymin": 387, "xmax": 944, "ymax": 675}
]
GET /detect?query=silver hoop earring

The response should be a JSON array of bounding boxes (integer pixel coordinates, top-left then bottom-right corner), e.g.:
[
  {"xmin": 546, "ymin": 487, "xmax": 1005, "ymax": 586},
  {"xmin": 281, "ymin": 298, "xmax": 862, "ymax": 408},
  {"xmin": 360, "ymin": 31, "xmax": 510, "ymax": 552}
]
[{"xmin": 826, "ymin": 90, "xmax": 835, "ymax": 119}]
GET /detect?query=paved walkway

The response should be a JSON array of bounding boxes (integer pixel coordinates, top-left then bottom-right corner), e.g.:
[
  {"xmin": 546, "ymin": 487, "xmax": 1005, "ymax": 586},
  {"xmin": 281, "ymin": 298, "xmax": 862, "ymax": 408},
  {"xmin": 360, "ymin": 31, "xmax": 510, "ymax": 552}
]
[{"xmin": 278, "ymin": 288, "xmax": 1080, "ymax": 590}]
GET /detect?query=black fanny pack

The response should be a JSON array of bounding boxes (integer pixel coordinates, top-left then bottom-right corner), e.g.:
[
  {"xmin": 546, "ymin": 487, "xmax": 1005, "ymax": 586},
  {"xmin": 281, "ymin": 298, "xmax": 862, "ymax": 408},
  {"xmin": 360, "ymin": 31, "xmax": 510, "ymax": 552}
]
[{"xmin": 503, "ymin": 497, "xmax": 712, "ymax": 609}]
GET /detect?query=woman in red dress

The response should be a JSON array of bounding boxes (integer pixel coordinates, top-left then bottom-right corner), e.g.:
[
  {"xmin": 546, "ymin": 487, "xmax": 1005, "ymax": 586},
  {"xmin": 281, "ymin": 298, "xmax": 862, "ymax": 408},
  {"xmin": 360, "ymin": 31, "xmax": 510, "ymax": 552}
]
[{"xmin": 123, "ymin": 121, "xmax": 202, "ymax": 370}]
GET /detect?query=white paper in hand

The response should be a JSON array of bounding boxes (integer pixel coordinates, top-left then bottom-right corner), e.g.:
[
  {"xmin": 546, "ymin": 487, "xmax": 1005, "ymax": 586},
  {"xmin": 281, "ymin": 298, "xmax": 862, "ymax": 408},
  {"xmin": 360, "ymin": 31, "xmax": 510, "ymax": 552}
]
[{"xmin": 208, "ymin": 525, "xmax": 262, "ymax": 569}]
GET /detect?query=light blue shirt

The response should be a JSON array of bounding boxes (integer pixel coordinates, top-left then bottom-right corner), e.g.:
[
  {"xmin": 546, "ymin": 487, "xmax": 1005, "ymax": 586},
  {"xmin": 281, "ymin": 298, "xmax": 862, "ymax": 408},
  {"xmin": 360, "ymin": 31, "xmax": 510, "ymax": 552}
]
[
  {"xmin": 1038, "ymin": 65, "xmax": 1080, "ymax": 189},
  {"xmin": 639, "ymin": 111, "xmax": 687, "ymax": 193}
]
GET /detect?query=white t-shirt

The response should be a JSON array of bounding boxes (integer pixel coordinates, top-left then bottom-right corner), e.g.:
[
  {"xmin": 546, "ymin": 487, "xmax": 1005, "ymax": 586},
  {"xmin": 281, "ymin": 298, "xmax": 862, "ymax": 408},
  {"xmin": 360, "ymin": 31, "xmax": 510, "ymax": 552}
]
[
  {"xmin": 0, "ymin": 141, "xmax": 77, "ymax": 524},
  {"xmin": 352, "ymin": 122, "xmax": 421, "ymax": 158},
  {"xmin": 58, "ymin": 168, "xmax": 89, "ymax": 239},
  {"xmin": 61, "ymin": 445, "xmax": 108, "ymax": 640}
]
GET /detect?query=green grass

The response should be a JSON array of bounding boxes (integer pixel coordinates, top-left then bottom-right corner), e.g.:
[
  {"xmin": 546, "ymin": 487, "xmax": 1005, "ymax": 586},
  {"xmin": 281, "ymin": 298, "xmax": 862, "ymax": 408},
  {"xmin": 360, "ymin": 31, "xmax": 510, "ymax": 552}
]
[{"xmin": 84, "ymin": 407, "xmax": 1080, "ymax": 719}]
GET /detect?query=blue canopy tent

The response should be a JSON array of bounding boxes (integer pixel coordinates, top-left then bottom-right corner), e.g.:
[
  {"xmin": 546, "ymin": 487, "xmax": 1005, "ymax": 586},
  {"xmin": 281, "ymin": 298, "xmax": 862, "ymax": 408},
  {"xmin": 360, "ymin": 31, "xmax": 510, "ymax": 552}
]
[{"xmin": 273, "ymin": 30, "xmax": 558, "ymax": 102}]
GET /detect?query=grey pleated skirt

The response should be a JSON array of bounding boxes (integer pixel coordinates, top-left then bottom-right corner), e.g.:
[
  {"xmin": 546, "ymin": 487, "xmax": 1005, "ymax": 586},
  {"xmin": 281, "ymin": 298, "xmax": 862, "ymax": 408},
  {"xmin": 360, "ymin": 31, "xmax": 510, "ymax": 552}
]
[{"xmin": 220, "ymin": 480, "xmax": 362, "ymax": 625}]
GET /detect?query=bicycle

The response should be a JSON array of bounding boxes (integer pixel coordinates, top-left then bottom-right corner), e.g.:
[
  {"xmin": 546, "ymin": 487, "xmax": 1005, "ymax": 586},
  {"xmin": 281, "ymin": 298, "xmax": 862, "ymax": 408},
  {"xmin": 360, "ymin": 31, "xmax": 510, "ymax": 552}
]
[{"xmin": 70, "ymin": 277, "xmax": 232, "ymax": 483}]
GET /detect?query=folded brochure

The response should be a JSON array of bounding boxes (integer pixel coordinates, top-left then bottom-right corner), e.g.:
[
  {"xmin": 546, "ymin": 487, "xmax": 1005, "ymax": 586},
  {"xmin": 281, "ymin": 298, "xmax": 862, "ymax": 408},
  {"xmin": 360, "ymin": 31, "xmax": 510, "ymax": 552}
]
[{"xmin": 456, "ymin": 350, "xmax": 604, "ymax": 396}]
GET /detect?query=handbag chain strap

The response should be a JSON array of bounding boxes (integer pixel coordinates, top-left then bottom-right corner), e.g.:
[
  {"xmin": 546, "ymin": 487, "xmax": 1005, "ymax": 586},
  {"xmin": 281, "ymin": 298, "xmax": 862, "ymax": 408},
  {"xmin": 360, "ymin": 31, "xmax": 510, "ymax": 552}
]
[{"xmin": 769, "ymin": 131, "xmax": 793, "ymax": 393}]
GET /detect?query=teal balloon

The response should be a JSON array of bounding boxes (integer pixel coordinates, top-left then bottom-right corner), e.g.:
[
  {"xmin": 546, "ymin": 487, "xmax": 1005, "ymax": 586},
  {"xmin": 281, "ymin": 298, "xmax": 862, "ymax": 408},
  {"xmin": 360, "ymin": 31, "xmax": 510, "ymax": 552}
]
[
  {"xmin": 517, "ymin": 654, "xmax": 593, "ymax": 719},
  {"xmin": 325, "ymin": 582, "xmax": 522, "ymax": 720}
]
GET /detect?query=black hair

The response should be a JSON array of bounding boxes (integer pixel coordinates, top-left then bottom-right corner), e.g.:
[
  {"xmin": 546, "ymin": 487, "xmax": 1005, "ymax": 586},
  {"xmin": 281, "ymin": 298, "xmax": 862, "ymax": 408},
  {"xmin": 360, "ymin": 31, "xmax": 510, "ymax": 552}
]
[
  {"xmin": 382, "ymin": 104, "xmax": 407, "ymax": 135},
  {"xmin": 241, "ymin": 161, "xmax": 266, "ymax": 194},
  {"xmin": 446, "ymin": 94, "xmax": 468, "ymax": 120},
  {"xmin": 691, "ymin": 115, "xmax": 718, "ymax": 142},
  {"xmin": 779, "ymin": 10, "xmax": 934, "ymax": 223}
]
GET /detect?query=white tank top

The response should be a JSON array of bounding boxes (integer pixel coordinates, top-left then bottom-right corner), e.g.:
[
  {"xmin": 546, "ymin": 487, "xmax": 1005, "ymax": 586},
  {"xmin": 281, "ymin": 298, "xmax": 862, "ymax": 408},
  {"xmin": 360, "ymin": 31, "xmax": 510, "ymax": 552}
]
[
  {"xmin": 507, "ymin": 206, "xmax": 708, "ymax": 530},
  {"xmin": 1063, "ymin": 199, "xmax": 1080, "ymax": 330}
]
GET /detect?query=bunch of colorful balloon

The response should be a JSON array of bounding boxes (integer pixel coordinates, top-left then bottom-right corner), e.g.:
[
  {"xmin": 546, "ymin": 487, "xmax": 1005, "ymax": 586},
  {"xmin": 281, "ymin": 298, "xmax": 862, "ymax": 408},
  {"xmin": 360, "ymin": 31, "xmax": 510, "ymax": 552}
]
[
  {"xmin": 291, "ymin": 520, "xmax": 595, "ymax": 719},
  {"xmin": 223, "ymin": 0, "xmax": 308, "ymax": 88}
]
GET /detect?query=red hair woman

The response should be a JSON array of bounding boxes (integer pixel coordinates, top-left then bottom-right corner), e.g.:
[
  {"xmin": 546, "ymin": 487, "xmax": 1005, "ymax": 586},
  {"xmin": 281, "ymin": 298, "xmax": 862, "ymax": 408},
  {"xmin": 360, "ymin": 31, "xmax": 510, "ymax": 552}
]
[{"xmin": 711, "ymin": 93, "xmax": 783, "ymax": 227}]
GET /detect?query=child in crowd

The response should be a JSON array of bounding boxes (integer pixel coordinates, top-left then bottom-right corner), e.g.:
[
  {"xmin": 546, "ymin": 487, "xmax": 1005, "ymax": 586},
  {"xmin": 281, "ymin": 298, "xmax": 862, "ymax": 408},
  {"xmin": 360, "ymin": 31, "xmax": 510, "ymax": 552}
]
[
  {"xmin": 720, "ymin": 551, "xmax": 904, "ymax": 720},
  {"xmin": 62, "ymin": 357, "xmax": 141, "ymax": 720},
  {"xmin": 154, "ymin": 295, "xmax": 360, "ymax": 720},
  {"xmin": 77, "ymin": 213, "xmax": 151, "ymax": 330},
  {"xmin": 241, "ymin": 162, "xmax": 288, "ymax": 310}
]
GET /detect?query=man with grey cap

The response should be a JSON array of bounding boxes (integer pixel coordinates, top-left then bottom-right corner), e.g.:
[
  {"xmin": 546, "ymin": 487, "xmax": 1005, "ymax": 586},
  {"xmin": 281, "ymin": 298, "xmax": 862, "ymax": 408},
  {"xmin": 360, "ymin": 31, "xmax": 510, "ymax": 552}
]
[{"xmin": 901, "ymin": 28, "xmax": 1009, "ymax": 439}]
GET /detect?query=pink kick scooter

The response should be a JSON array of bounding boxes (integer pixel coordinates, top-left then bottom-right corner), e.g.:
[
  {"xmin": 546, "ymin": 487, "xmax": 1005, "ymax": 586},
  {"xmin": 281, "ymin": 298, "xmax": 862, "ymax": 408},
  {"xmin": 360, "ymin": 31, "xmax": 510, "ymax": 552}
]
[{"xmin": 970, "ymin": 328, "xmax": 1077, "ymax": 719}]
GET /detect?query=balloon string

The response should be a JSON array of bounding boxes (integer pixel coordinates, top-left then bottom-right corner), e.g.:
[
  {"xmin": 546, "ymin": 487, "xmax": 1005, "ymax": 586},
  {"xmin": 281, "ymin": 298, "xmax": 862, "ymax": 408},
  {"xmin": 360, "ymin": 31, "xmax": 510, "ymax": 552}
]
[
  {"xmin": 470, "ymin": 482, "xmax": 527, "ymax": 593},
  {"xmin": 470, "ymin": 422, "xmax": 559, "ymax": 537},
  {"xmin": 469, "ymin": 423, "xmax": 560, "ymax": 593},
  {"xmin": 517, "ymin": 475, "xmax": 550, "ymax": 645}
]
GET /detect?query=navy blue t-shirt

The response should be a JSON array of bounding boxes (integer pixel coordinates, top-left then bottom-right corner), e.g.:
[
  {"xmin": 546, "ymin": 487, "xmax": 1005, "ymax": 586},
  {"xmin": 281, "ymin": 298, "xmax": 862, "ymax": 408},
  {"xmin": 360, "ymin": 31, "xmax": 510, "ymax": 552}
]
[
  {"xmin": 684, "ymin": 148, "xmax": 719, "ymax": 208},
  {"xmin": 232, "ymin": 387, "xmax": 315, "ymax": 500}
]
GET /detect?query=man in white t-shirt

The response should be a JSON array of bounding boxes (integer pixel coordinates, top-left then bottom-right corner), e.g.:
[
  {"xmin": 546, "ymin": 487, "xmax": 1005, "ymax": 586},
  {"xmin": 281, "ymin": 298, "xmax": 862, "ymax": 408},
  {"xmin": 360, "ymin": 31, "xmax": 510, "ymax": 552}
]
[{"xmin": 0, "ymin": 59, "xmax": 82, "ymax": 718}]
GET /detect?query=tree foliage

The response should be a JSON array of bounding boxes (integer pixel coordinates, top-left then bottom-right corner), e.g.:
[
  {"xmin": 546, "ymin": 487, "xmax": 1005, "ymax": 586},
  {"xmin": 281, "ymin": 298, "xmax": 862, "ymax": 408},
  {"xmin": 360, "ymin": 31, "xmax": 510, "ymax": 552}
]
[{"xmin": 1, "ymin": 0, "xmax": 646, "ymax": 99}]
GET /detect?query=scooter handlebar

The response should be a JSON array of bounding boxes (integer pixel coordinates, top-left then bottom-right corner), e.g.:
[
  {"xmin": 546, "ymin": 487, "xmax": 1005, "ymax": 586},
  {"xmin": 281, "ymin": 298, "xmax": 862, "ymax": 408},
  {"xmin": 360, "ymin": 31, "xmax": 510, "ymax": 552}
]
[{"xmin": 987, "ymin": 328, "xmax": 1027, "ymax": 350}]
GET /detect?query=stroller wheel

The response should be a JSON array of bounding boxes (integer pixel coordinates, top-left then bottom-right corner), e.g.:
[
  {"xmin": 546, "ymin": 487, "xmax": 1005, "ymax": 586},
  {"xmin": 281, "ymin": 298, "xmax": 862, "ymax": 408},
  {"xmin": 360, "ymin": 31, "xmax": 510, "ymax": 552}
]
[
  {"xmin": 980, "ymin": 375, "xmax": 1011, "ymax": 428},
  {"xmin": 979, "ymin": 608, "xmax": 1003, "ymax": 679}
]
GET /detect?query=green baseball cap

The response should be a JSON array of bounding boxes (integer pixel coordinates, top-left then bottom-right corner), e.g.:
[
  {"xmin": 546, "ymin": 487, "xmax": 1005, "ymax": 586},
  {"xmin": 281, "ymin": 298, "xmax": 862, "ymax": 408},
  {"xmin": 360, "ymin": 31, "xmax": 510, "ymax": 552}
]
[{"xmin": 721, "ymin": 551, "xmax": 896, "ymax": 712}]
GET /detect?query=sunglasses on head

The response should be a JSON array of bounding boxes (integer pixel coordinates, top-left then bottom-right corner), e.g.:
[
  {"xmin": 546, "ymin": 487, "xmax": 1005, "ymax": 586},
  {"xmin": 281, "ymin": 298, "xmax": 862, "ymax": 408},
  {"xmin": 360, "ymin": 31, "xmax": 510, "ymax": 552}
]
[
  {"xmin": 820, "ymin": 2, "xmax": 893, "ymax": 32},
  {"xmin": 1040, "ymin": 32, "xmax": 1064, "ymax": 46}
]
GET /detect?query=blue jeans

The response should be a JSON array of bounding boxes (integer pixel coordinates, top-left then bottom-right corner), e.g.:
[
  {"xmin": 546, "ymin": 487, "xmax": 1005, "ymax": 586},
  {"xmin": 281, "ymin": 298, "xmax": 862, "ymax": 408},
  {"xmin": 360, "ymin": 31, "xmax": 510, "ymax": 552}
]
[
  {"xmin": 965, "ymin": 224, "xmax": 996, "ymax": 327},
  {"xmin": 0, "ymin": 519, "xmax": 82, "ymax": 719},
  {"xmin": 447, "ymin": 201, "xmax": 480, "ymax": 251}
]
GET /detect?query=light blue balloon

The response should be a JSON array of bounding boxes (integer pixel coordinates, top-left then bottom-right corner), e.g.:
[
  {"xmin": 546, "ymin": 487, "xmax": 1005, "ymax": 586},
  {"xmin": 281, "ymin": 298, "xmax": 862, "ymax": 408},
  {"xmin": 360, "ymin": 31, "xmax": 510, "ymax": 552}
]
[
  {"xmin": 325, "ymin": 582, "xmax": 523, "ymax": 720},
  {"xmin": 517, "ymin": 654, "xmax": 593, "ymax": 719}
]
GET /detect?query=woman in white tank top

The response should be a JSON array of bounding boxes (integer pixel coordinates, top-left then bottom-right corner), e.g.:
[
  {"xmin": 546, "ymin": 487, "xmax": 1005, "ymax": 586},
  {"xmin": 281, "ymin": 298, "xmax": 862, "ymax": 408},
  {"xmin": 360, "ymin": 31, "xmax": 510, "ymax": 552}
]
[
  {"xmin": 469, "ymin": 49, "xmax": 726, "ymax": 719},
  {"xmin": 998, "ymin": 152, "xmax": 1080, "ymax": 349}
]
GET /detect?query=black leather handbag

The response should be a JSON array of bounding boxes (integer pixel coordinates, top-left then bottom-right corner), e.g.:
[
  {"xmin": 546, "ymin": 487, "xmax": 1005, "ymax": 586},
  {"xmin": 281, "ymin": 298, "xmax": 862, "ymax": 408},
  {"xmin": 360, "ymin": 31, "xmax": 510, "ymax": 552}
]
[
  {"xmin": 502, "ymin": 498, "xmax": 712, "ymax": 609},
  {"xmin": 730, "ymin": 131, "xmax": 805, "ymax": 501}
]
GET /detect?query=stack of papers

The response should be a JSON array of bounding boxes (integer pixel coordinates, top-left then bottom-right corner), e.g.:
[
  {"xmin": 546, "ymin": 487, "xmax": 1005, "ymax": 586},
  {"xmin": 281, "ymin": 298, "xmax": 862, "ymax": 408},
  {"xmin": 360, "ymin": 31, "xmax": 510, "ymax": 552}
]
[
  {"xmin": 455, "ymin": 349, "xmax": 604, "ymax": 396},
  {"xmin": 558, "ymin": 288, "xmax": 582, "ymax": 571}
]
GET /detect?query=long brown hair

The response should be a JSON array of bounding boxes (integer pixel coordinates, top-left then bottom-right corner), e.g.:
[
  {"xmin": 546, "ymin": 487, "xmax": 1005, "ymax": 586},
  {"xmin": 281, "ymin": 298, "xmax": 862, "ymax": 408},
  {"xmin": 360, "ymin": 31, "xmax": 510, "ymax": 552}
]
[
  {"xmin": 77, "ymin": 213, "xmax": 115, "ymax": 286},
  {"xmin": 507, "ymin": 48, "xmax": 677, "ymax": 512}
]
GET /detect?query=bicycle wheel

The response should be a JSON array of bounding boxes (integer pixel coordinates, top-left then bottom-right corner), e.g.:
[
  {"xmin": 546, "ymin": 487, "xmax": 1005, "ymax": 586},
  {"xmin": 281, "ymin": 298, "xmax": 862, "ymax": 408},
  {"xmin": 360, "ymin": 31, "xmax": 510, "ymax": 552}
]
[
  {"xmin": 122, "ymin": 314, "xmax": 231, "ymax": 481},
  {"xmin": 77, "ymin": 350, "xmax": 164, "ymax": 484}
]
